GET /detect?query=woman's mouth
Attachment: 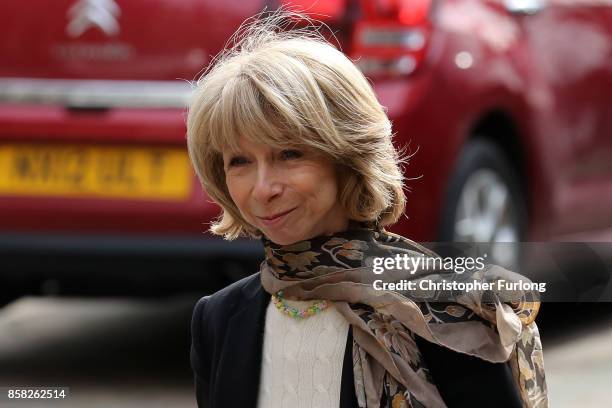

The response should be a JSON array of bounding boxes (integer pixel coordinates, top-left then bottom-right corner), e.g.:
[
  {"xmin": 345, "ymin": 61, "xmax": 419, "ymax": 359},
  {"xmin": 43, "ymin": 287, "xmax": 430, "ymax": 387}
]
[{"xmin": 257, "ymin": 207, "xmax": 296, "ymax": 228}]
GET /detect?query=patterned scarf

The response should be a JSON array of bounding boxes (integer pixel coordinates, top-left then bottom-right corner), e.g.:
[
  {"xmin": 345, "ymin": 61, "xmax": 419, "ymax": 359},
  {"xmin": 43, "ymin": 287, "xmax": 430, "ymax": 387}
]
[{"xmin": 260, "ymin": 221, "xmax": 548, "ymax": 408}]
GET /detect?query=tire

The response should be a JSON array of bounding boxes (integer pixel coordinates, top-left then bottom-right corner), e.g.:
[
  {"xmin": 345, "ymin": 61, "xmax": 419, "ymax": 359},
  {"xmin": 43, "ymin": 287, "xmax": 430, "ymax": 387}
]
[{"xmin": 437, "ymin": 138, "xmax": 527, "ymax": 272}]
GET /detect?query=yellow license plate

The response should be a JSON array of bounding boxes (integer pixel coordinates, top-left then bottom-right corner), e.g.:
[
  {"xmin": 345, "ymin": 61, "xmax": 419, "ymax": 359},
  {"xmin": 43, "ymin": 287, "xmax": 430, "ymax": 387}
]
[{"xmin": 0, "ymin": 144, "xmax": 192, "ymax": 200}]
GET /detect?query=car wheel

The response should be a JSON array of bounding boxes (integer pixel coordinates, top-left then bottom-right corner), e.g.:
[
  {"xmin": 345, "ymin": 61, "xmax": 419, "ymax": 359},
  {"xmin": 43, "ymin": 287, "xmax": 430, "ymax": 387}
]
[{"xmin": 438, "ymin": 138, "xmax": 527, "ymax": 271}]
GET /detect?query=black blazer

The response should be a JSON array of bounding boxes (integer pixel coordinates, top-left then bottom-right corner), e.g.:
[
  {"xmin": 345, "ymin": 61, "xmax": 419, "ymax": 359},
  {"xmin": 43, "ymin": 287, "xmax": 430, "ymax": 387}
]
[{"xmin": 190, "ymin": 272, "xmax": 523, "ymax": 408}]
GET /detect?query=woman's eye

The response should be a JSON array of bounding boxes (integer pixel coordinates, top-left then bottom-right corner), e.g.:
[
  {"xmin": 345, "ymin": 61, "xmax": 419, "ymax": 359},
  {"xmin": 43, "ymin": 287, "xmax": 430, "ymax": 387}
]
[
  {"xmin": 280, "ymin": 149, "xmax": 303, "ymax": 160},
  {"xmin": 228, "ymin": 156, "xmax": 248, "ymax": 167}
]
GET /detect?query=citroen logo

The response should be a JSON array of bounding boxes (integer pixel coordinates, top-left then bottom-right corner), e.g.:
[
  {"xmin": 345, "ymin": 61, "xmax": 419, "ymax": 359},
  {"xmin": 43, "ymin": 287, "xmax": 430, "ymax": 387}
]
[{"xmin": 66, "ymin": 0, "xmax": 121, "ymax": 38}]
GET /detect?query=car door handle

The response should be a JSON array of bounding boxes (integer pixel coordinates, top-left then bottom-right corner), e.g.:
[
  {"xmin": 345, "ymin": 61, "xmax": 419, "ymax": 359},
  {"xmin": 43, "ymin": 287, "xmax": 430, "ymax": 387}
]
[{"xmin": 504, "ymin": 0, "xmax": 545, "ymax": 15}]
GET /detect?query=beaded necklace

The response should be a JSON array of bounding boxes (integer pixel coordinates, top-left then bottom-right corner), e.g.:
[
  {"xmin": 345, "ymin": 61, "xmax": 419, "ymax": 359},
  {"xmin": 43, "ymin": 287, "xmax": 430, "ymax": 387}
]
[{"xmin": 271, "ymin": 290, "xmax": 329, "ymax": 319}]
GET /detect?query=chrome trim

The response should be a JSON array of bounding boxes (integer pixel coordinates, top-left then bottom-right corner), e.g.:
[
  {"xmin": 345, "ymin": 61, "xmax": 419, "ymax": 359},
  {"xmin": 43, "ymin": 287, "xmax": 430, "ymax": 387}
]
[
  {"xmin": 0, "ymin": 78, "xmax": 194, "ymax": 109},
  {"xmin": 356, "ymin": 56, "xmax": 417, "ymax": 76},
  {"xmin": 360, "ymin": 28, "xmax": 426, "ymax": 50}
]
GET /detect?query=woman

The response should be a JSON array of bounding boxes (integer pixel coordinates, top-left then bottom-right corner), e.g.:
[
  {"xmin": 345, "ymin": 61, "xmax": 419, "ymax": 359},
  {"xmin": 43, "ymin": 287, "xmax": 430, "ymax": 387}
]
[{"xmin": 187, "ymin": 11, "xmax": 548, "ymax": 408}]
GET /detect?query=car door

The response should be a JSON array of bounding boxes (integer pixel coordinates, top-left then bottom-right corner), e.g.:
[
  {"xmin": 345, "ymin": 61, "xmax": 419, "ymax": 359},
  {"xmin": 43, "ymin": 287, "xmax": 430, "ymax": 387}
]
[{"xmin": 515, "ymin": 0, "xmax": 612, "ymax": 238}]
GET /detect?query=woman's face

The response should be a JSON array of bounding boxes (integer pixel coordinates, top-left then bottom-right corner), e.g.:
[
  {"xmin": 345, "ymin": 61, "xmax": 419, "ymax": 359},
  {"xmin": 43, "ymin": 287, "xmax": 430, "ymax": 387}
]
[{"xmin": 223, "ymin": 136, "xmax": 349, "ymax": 245}]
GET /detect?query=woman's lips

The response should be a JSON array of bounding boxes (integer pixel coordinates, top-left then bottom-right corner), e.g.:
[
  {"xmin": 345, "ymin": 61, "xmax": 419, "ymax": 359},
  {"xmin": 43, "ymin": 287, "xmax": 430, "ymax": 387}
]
[{"xmin": 258, "ymin": 207, "xmax": 296, "ymax": 227}]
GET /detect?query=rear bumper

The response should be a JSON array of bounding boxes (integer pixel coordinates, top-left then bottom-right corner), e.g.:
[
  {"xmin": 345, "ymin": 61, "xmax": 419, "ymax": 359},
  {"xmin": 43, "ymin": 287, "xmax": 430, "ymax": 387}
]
[{"xmin": 0, "ymin": 232, "xmax": 263, "ymax": 298}]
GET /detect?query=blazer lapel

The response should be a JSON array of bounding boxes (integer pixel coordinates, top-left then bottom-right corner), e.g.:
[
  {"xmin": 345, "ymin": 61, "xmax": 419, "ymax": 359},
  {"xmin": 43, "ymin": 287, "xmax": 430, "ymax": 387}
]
[
  {"xmin": 214, "ymin": 275, "xmax": 271, "ymax": 407},
  {"xmin": 340, "ymin": 325, "xmax": 359, "ymax": 408}
]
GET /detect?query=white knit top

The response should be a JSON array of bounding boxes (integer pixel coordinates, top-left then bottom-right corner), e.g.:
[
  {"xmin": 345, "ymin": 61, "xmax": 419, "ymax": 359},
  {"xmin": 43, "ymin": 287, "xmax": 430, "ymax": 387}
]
[{"xmin": 256, "ymin": 298, "xmax": 350, "ymax": 408}]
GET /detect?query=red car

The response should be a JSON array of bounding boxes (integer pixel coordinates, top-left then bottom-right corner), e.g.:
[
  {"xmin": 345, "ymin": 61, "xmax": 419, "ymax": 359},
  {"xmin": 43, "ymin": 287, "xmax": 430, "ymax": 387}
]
[{"xmin": 1, "ymin": 0, "xmax": 612, "ymax": 303}]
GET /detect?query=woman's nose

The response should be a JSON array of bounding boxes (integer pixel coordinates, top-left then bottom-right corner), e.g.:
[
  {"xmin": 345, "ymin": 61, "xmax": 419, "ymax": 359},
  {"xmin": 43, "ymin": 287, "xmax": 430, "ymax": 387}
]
[{"xmin": 252, "ymin": 164, "xmax": 283, "ymax": 203}]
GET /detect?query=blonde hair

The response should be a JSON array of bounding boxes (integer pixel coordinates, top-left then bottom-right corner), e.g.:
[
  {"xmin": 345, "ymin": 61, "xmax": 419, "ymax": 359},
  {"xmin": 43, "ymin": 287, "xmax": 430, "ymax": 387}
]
[{"xmin": 187, "ymin": 10, "xmax": 409, "ymax": 240}]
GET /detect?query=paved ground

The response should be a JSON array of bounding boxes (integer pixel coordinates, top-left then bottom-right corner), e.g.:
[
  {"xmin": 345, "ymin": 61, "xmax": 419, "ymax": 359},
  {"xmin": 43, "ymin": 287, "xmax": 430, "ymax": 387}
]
[
  {"xmin": 546, "ymin": 325, "xmax": 612, "ymax": 407},
  {"xmin": 0, "ymin": 296, "xmax": 611, "ymax": 407},
  {"xmin": 0, "ymin": 295, "xmax": 197, "ymax": 408},
  {"xmin": 542, "ymin": 303, "xmax": 612, "ymax": 408}
]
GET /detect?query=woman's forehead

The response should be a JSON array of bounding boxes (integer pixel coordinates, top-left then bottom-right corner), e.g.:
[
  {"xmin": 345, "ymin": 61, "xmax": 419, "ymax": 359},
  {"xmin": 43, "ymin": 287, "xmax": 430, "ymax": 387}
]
[{"xmin": 220, "ymin": 134, "xmax": 303, "ymax": 153}]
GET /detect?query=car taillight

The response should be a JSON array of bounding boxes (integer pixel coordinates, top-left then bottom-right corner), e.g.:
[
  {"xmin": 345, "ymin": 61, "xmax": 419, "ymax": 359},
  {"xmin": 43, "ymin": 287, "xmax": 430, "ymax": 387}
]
[
  {"xmin": 352, "ymin": 0, "xmax": 435, "ymax": 78},
  {"xmin": 278, "ymin": 0, "xmax": 347, "ymax": 22}
]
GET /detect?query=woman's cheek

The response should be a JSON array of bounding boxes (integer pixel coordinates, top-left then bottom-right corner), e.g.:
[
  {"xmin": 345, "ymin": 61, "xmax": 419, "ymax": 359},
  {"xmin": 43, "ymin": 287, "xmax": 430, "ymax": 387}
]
[{"xmin": 293, "ymin": 166, "xmax": 321, "ymax": 190}]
